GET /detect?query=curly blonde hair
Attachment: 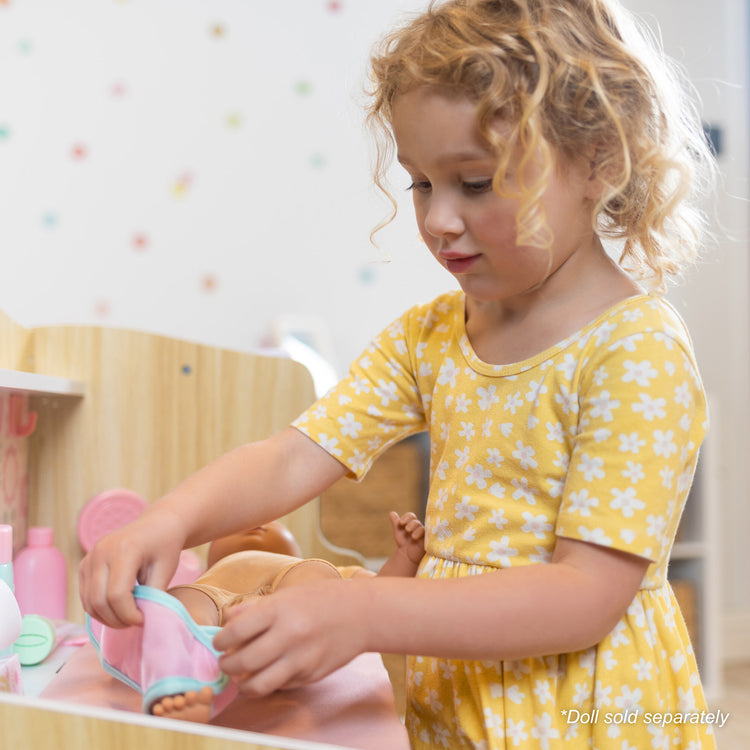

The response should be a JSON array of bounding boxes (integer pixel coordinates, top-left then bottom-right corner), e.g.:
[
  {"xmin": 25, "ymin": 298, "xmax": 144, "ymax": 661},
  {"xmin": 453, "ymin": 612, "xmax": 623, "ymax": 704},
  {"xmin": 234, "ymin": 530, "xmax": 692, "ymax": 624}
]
[{"xmin": 366, "ymin": 0, "xmax": 716, "ymax": 289}]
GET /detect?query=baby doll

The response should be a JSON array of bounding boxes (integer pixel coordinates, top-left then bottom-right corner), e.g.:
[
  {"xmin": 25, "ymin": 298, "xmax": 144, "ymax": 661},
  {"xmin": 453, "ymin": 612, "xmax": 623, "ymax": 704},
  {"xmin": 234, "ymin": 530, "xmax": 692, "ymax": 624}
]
[{"xmin": 89, "ymin": 511, "xmax": 425, "ymax": 723}]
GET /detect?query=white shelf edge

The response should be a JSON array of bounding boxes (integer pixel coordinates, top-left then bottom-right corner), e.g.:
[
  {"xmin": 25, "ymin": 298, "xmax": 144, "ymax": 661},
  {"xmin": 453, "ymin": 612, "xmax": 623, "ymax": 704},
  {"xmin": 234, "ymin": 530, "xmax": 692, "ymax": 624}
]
[{"xmin": 0, "ymin": 368, "xmax": 86, "ymax": 397}]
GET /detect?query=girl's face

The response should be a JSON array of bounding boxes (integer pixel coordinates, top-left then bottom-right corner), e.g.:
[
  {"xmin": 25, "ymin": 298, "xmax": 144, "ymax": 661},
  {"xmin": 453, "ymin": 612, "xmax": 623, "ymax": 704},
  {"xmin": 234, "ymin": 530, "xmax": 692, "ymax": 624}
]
[{"xmin": 390, "ymin": 88, "xmax": 599, "ymax": 309}]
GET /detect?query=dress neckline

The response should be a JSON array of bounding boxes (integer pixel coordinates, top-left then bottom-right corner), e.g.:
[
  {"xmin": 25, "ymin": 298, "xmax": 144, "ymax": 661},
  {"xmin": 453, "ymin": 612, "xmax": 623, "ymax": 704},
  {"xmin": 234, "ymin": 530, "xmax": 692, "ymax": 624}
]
[{"xmin": 454, "ymin": 292, "xmax": 655, "ymax": 376}]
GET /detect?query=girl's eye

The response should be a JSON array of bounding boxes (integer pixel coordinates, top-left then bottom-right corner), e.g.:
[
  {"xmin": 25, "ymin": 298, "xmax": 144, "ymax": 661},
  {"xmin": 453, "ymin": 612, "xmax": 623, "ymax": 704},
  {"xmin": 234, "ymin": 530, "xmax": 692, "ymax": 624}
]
[
  {"xmin": 463, "ymin": 179, "xmax": 493, "ymax": 194},
  {"xmin": 407, "ymin": 180, "xmax": 431, "ymax": 194}
]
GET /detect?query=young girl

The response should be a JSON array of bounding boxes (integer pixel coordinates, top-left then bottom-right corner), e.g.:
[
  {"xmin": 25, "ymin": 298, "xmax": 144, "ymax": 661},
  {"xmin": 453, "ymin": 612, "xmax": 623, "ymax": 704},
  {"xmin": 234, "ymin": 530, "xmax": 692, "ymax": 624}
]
[{"xmin": 80, "ymin": 1, "xmax": 717, "ymax": 747}]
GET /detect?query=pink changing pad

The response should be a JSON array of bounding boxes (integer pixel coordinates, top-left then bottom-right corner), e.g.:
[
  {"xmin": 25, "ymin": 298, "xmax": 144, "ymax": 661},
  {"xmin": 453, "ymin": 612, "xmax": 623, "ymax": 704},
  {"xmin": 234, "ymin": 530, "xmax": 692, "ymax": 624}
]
[{"xmin": 41, "ymin": 642, "xmax": 409, "ymax": 750}]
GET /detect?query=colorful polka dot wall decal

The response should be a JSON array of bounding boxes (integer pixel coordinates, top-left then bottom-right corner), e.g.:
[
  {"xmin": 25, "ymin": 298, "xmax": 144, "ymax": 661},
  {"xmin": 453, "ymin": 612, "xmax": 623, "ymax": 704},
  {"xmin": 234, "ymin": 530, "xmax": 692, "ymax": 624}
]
[
  {"xmin": 41, "ymin": 212, "xmax": 58, "ymax": 229},
  {"xmin": 132, "ymin": 233, "xmax": 149, "ymax": 252},
  {"xmin": 210, "ymin": 23, "xmax": 227, "ymax": 38},
  {"xmin": 18, "ymin": 40, "xmax": 32, "ymax": 54},
  {"xmin": 111, "ymin": 81, "xmax": 128, "ymax": 98},
  {"xmin": 327, "ymin": 1, "xmax": 343, "ymax": 12},
  {"xmin": 0, "ymin": 125, "xmax": 10, "ymax": 141},
  {"xmin": 171, "ymin": 172, "xmax": 194, "ymax": 198},
  {"xmin": 94, "ymin": 299, "xmax": 112, "ymax": 319},
  {"xmin": 71, "ymin": 143, "xmax": 88, "ymax": 160},
  {"xmin": 358, "ymin": 266, "xmax": 376, "ymax": 285},
  {"xmin": 310, "ymin": 153, "xmax": 327, "ymax": 169},
  {"xmin": 225, "ymin": 112, "xmax": 243, "ymax": 130},
  {"xmin": 294, "ymin": 80, "xmax": 313, "ymax": 96},
  {"xmin": 200, "ymin": 274, "xmax": 219, "ymax": 292}
]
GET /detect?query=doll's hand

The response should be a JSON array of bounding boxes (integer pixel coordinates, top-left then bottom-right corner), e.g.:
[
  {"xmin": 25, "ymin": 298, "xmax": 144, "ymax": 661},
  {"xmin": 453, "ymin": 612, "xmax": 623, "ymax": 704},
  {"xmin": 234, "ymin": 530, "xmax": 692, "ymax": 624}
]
[
  {"xmin": 78, "ymin": 511, "xmax": 184, "ymax": 628},
  {"xmin": 389, "ymin": 511, "xmax": 426, "ymax": 565},
  {"xmin": 214, "ymin": 578, "xmax": 368, "ymax": 696}
]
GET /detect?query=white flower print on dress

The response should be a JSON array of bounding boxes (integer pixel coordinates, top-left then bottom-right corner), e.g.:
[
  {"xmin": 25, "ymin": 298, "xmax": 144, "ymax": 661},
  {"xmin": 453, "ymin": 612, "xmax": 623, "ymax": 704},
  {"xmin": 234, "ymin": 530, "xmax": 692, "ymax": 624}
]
[
  {"xmin": 487, "ymin": 512, "xmax": 508, "ymax": 536},
  {"xmin": 526, "ymin": 379, "xmax": 548, "ymax": 406},
  {"xmin": 674, "ymin": 381, "xmax": 692, "ymax": 408},
  {"xmin": 610, "ymin": 487, "xmax": 646, "ymax": 517},
  {"xmin": 455, "ymin": 394, "xmax": 472, "ymax": 413},
  {"xmin": 521, "ymin": 511, "xmax": 553, "ymax": 539},
  {"xmin": 594, "ymin": 320, "xmax": 618, "ymax": 346},
  {"xmin": 504, "ymin": 391, "xmax": 524, "ymax": 414},
  {"xmin": 347, "ymin": 450, "xmax": 367, "ymax": 473},
  {"xmin": 592, "ymin": 365, "xmax": 608, "ymax": 386},
  {"xmin": 554, "ymin": 384, "xmax": 579, "ymax": 414},
  {"xmin": 589, "ymin": 391, "xmax": 620, "ymax": 421},
  {"xmin": 531, "ymin": 713, "xmax": 560, "ymax": 750},
  {"xmin": 338, "ymin": 412, "xmax": 362, "ymax": 438},
  {"xmin": 477, "ymin": 385, "xmax": 500, "ymax": 411},
  {"xmin": 512, "ymin": 441, "xmax": 538, "ymax": 470},
  {"xmin": 556, "ymin": 352, "xmax": 579, "ymax": 379},
  {"xmin": 318, "ymin": 433, "xmax": 342, "ymax": 456},
  {"xmin": 619, "ymin": 432, "xmax": 645, "ymax": 453},
  {"xmin": 653, "ymin": 429, "xmax": 678, "ymax": 457},
  {"xmin": 622, "ymin": 360, "xmax": 658, "ymax": 386},
  {"xmin": 455, "ymin": 496, "xmax": 479, "ymax": 520},
  {"xmin": 511, "ymin": 477, "xmax": 538, "ymax": 504},
  {"xmin": 577, "ymin": 526, "xmax": 613, "ymax": 546},
  {"xmin": 546, "ymin": 421, "xmax": 565, "ymax": 442},
  {"xmin": 466, "ymin": 464, "xmax": 492, "ymax": 490},
  {"xmin": 632, "ymin": 393, "xmax": 667, "ymax": 420},
  {"xmin": 437, "ymin": 358, "xmax": 460, "ymax": 387},
  {"xmin": 621, "ymin": 461, "xmax": 645, "ymax": 483},
  {"xmin": 459, "ymin": 421, "xmax": 475, "ymax": 440},
  {"xmin": 487, "ymin": 536, "xmax": 518, "ymax": 566},
  {"xmin": 484, "ymin": 708, "xmax": 505, "ymax": 738},
  {"xmin": 614, "ymin": 685, "xmax": 643, "ymax": 714},
  {"xmin": 567, "ymin": 488, "xmax": 599, "ymax": 516},
  {"xmin": 577, "ymin": 453, "xmax": 605, "ymax": 481},
  {"xmin": 486, "ymin": 448, "xmax": 503, "ymax": 466},
  {"xmin": 488, "ymin": 483, "xmax": 505, "ymax": 499}
]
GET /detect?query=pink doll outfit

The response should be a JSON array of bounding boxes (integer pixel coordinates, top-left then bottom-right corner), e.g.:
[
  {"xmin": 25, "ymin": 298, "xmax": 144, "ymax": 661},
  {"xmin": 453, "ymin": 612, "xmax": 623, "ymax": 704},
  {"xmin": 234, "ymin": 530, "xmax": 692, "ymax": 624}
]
[{"xmin": 87, "ymin": 585, "xmax": 237, "ymax": 716}]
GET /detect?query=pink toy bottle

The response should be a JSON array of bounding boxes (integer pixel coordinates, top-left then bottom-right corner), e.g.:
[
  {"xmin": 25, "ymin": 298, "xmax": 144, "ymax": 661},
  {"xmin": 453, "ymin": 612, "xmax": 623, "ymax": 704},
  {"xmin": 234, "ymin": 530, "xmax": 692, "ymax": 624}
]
[{"xmin": 13, "ymin": 527, "xmax": 67, "ymax": 620}]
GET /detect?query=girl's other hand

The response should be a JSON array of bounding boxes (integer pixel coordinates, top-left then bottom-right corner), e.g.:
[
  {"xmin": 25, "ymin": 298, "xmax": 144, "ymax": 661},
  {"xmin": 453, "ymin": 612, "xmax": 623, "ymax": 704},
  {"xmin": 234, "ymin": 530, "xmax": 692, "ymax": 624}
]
[{"xmin": 214, "ymin": 578, "xmax": 367, "ymax": 696}]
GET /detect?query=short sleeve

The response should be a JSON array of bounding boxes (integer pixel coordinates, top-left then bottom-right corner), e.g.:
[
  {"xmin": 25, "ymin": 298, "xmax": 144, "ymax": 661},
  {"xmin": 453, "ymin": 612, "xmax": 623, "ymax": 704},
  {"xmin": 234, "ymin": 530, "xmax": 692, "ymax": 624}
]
[
  {"xmin": 555, "ymin": 327, "xmax": 707, "ymax": 561},
  {"xmin": 292, "ymin": 311, "xmax": 427, "ymax": 479}
]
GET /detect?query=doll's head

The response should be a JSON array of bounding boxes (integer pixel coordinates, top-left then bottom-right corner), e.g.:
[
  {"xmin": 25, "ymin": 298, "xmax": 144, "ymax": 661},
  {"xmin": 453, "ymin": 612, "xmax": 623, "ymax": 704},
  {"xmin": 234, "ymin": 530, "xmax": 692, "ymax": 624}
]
[
  {"xmin": 367, "ymin": 0, "xmax": 715, "ymax": 289},
  {"xmin": 207, "ymin": 521, "xmax": 302, "ymax": 567}
]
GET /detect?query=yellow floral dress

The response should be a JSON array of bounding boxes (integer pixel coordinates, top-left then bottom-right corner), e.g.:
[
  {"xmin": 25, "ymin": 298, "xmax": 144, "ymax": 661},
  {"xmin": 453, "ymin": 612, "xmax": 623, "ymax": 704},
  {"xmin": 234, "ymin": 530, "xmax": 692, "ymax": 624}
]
[{"xmin": 293, "ymin": 291, "xmax": 715, "ymax": 749}]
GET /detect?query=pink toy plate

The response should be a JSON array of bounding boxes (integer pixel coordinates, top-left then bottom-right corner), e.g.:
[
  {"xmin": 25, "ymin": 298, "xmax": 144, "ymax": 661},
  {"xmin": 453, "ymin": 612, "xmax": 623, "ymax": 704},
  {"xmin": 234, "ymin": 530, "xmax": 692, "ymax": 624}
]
[{"xmin": 78, "ymin": 489, "xmax": 148, "ymax": 552}]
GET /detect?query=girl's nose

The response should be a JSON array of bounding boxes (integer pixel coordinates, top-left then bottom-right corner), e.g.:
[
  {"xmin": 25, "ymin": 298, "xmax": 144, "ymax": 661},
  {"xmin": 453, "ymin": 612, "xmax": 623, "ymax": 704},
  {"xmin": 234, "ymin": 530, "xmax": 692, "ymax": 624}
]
[{"xmin": 422, "ymin": 194, "xmax": 464, "ymax": 238}]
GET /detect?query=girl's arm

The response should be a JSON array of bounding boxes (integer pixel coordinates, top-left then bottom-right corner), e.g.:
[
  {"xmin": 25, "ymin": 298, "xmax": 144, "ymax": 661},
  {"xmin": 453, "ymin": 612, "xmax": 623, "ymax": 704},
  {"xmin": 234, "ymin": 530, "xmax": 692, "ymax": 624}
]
[
  {"xmin": 78, "ymin": 427, "xmax": 347, "ymax": 628},
  {"xmin": 214, "ymin": 535, "xmax": 649, "ymax": 695}
]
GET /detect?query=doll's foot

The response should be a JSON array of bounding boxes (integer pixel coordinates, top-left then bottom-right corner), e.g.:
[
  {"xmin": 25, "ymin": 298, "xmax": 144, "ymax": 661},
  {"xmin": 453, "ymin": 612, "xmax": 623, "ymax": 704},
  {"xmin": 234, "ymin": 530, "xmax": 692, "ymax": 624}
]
[{"xmin": 151, "ymin": 686, "xmax": 214, "ymax": 723}]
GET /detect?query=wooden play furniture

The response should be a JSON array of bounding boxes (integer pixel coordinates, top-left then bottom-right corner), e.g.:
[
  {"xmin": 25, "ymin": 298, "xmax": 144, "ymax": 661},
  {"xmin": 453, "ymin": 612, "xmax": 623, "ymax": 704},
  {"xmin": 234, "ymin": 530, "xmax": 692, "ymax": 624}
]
[{"xmin": 0, "ymin": 310, "xmax": 406, "ymax": 750}]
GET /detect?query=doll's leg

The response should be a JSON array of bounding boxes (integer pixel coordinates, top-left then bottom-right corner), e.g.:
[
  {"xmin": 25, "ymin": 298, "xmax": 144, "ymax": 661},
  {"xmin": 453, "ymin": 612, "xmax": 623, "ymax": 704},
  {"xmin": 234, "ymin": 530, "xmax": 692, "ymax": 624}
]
[{"xmin": 150, "ymin": 551, "xmax": 342, "ymax": 723}]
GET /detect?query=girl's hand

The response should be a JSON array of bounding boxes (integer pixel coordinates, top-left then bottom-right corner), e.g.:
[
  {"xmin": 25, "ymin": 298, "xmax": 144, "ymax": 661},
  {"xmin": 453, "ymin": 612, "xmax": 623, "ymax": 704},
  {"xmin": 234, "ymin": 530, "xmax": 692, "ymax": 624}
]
[
  {"xmin": 78, "ymin": 511, "xmax": 184, "ymax": 628},
  {"xmin": 214, "ymin": 578, "xmax": 368, "ymax": 696}
]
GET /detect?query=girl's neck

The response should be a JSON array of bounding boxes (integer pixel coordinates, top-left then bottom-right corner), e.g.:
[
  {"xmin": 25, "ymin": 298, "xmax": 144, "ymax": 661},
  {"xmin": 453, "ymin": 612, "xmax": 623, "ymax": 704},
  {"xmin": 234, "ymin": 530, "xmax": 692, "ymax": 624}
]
[{"xmin": 464, "ymin": 247, "xmax": 643, "ymax": 366}]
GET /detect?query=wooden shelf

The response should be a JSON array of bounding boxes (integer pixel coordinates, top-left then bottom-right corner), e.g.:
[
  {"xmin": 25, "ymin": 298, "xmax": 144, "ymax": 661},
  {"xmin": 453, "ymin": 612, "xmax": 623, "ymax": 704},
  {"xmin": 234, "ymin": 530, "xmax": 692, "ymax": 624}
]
[{"xmin": 0, "ymin": 368, "xmax": 85, "ymax": 398}]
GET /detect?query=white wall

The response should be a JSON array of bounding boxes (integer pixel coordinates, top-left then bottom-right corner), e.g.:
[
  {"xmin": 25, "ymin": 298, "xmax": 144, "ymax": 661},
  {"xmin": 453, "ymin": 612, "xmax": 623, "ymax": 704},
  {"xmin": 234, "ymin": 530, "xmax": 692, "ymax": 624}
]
[{"xmin": 0, "ymin": 1, "xmax": 747, "ymax": 622}]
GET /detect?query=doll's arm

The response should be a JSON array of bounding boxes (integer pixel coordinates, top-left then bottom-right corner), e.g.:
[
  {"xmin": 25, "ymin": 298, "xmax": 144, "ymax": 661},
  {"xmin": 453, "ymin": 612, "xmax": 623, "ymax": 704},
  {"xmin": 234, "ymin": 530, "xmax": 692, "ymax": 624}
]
[{"xmin": 376, "ymin": 511, "xmax": 425, "ymax": 578}]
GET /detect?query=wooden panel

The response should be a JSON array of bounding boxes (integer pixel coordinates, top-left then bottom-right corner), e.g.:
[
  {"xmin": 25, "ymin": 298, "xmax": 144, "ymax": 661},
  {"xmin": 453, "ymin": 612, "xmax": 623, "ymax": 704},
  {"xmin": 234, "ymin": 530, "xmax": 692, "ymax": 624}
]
[
  {"xmin": 0, "ymin": 696, "xmax": 319, "ymax": 750},
  {"xmin": 0, "ymin": 310, "xmax": 34, "ymax": 372},
  {"xmin": 16, "ymin": 322, "xmax": 360, "ymax": 621}
]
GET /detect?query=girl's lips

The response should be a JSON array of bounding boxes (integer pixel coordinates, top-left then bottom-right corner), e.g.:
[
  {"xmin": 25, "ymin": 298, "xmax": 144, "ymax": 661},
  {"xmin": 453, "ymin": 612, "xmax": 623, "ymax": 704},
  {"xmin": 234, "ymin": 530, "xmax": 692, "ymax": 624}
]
[{"xmin": 443, "ymin": 254, "xmax": 480, "ymax": 273}]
